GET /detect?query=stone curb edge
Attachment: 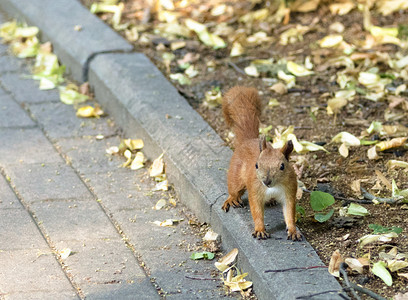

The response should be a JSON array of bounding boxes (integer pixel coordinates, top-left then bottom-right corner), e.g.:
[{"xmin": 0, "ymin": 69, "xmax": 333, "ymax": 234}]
[{"xmin": 0, "ymin": 1, "xmax": 345, "ymax": 299}]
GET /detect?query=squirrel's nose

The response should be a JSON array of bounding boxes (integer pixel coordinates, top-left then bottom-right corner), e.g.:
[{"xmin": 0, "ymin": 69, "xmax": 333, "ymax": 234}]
[{"xmin": 263, "ymin": 179, "xmax": 272, "ymax": 187}]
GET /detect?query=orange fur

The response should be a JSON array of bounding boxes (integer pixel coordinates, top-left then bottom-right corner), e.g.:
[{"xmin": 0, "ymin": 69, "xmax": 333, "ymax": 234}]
[{"xmin": 222, "ymin": 86, "xmax": 302, "ymax": 241}]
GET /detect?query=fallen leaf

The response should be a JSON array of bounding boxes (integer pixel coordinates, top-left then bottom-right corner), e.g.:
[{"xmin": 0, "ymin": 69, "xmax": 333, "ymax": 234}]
[
  {"xmin": 287, "ymin": 61, "xmax": 314, "ymax": 76},
  {"xmin": 59, "ymin": 84, "xmax": 88, "ymax": 105},
  {"xmin": 318, "ymin": 35, "xmax": 343, "ymax": 48},
  {"xmin": 367, "ymin": 145, "xmax": 380, "ymax": 160},
  {"xmin": 203, "ymin": 230, "xmax": 219, "ymax": 242},
  {"xmin": 376, "ymin": 137, "xmax": 407, "ymax": 151},
  {"xmin": 387, "ymin": 260, "xmax": 408, "ymax": 272},
  {"xmin": 332, "ymin": 132, "xmax": 360, "ymax": 146},
  {"xmin": 372, "ymin": 261, "xmax": 392, "ymax": 286},
  {"xmin": 185, "ymin": 18, "xmax": 226, "ymax": 49},
  {"xmin": 270, "ymin": 82, "xmax": 287, "ymax": 94},
  {"xmin": 152, "ymin": 218, "xmax": 182, "ymax": 227},
  {"xmin": 190, "ymin": 251, "xmax": 215, "ymax": 260},
  {"xmin": 59, "ymin": 248, "xmax": 72, "ymax": 260},
  {"xmin": 153, "ymin": 199, "xmax": 166, "ymax": 210},
  {"xmin": 375, "ymin": 170, "xmax": 392, "ymax": 190},
  {"xmin": 215, "ymin": 248, "xmax": 238, "ymax": 272},
  {"xmin": 76, "ymin": 105, "xmax": 104, "ymax": 118},
  {"xmin": 328, "ymin": 249, "xmax": 343, "ymax": 277},
  {"xmin": 130, "ymin": 152, "xmax": 145, "ymax": 170},
  {"xmin": 338, "ymin": 143, "xmax": 349, "ymax": 158},
  {"xmin": 150, "ymin": 153, "xmax": 164, "ymax": 177},
  {"xmin": 387, "ymin": 160, "xmax": 408, "ymax": 170},
  {"xmin": 347, "ymin": 203, "xmax": 369, "ymax": 217},
  {"xmin": 345, "ymin": 257, "xmax": 364, "ymax": 274},
  {"xmin": 359, "ymin": 232, "xmax": 398, "ymax": 247}
]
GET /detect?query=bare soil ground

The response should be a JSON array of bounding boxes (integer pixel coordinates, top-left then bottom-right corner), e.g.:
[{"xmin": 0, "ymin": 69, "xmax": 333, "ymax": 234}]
[{"xmin": 82, "ymin": 0, "xmax": 408, "ymax": 298}]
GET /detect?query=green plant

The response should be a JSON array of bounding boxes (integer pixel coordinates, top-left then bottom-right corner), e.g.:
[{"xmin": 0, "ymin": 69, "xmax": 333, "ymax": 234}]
[{"xmin": 310, "ymin": 191, "xmax": 335, "ymax": 222}]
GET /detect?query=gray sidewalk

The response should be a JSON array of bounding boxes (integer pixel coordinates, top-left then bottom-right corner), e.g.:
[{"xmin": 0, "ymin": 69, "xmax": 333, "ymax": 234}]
[{"xmin": 0, "ymin": 23, "xmax": 232, "ymax": 300}]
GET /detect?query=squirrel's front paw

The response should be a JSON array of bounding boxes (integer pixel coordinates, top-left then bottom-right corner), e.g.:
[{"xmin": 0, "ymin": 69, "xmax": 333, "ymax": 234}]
[
  {"xmin": 222, "ymin": 198, "xmax": 243, "ymax": 212},
  {"xmin": 252, "ymin": 230, "xmax": 270, "ymax": 240},
  {"xmin": 287, "ymin": 228, "xmax": 302, "ymax": 241}
]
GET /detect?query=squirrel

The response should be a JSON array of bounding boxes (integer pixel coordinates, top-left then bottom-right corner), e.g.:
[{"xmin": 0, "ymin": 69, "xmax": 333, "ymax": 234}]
[{"xmin": 221, "ymin": 86, "xmax": 302, "ymax": 241}]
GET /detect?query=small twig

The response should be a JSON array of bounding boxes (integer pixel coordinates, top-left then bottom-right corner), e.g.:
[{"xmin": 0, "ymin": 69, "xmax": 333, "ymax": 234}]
[
  {"xmin": 227, "ymin": 61, "xmax": 247, "ymax": 76},
  {"xmin": 339, "ymin": 263, "xmax": 361, "ymax": 300},
  {"xmin": 361, "ymin": 188, "xmax": 399, "ymax": 204},
  {"xmin": 185, "ymin": 275, "xmax": 216, "ymax": 281},
  {"xmin": 296, "ymin": 290, "xmax": 348, "ymax": 300},
  {"xmin": 340, "ymin": 263, "xmax": 386, "ymax": 300},
  {"xmin": 265, "ymin": 265, "xmax": 327, "ymax": 273}
]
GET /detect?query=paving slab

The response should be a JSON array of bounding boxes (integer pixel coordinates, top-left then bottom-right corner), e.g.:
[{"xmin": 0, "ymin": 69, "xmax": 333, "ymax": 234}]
[
  {"xmin": 0, "ymin": 127, "xmax": 63, "ymax": 167},
  {"xmin": 0, "ymin": 209, "xmax": 48, "ymax": 251},
  {"xmin": 30, "ymin": 199, "xmax": 119, "ymax": 242},
  {"xmin": 0, "ymin": 175, "xmax": 22, "ymax": 210},
  {"xmin": 55, "ymin": 136, "xmax": 124, "ymax": 175},
  {"xmin": 0, "ymin": 249, "xmax": 76, "ymax": 296},
  {"xmin": 0, "ymin": 73, "xmax": 60, "ymax": 104},
  {"xmin": 0, "ymin": 94, "xmax": 35, "ymax": 128},
  {"xmin": 140, "ymin": 249, "xmax": 223, "ymax": 298},
  {"xmin": 28, "ymin": 102, "xmax": 118, "ymax": 141},
  {"xmin": 0, "ymin": 0, "xmax": 133, "ymax": 82},
  {"xmin": 0, "ymin": 55, "xmax": 30, "ymax": 74},
  {"xmin": 2, "ymin": 290, "xmax": 78, "ymax": 300},
  {"xmin": 5, "ymin": 162, "xmax": 92, "ymax": 204},
  {"xmin": 51, "ymin": 239, "xmax": 157, "ymax": 300}
]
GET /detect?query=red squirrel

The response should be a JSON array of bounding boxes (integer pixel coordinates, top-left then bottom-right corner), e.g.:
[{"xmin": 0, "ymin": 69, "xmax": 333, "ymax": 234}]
[{"xmin": 221, "ymin": 86, "xmax": 302, "ymax": 241}]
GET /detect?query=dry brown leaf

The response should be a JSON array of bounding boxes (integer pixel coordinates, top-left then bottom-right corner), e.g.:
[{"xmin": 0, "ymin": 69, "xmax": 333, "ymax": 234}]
[
  {"xmin": 289, "ymin": 0, "xmax": 320, "ymax": 12},
  {"xmin": 328, "ymin": 249, "xmax": 343, "ymax": 277},
  {"xmin": 345, "ymin": 257, "xmax": 364, "ymax": 274},
  {"xmin": 375, "ymin": 170, "xmax": 392, "ymax": 190},
  {"xmin": 350, "ymin": 180, "xmax": 362, "ymax": 197}
]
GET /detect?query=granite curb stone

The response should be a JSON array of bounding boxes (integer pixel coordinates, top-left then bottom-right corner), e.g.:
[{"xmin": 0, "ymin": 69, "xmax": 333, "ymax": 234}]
[{"xmin": 0, "ymin": 1, "xmax": 345, "ymax": 299}]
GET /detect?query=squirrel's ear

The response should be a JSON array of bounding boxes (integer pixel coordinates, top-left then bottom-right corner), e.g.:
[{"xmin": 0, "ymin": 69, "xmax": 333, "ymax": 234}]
[
  {"xmin": 281, "ymin": 140, "xmax": 294, "ymax": 160},
  {"xmin": 259, "ymin": 136, "xmax": 267, "ymax": 152}
]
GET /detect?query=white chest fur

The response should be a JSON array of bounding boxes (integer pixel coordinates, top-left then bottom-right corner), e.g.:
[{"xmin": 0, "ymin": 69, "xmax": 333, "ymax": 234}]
[{"xmin": 263, "ymin": 184, "xmax": 286, "ymax": 204}]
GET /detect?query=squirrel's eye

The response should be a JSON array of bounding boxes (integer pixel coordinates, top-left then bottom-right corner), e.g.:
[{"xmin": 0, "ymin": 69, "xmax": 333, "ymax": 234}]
[
  {"xmin": 280, "ymin": 163, "xmax": 284, "ymax": 170},
  {"xmin": 255, "ymin": 163, "xmax": 258, "ymax": 169}
]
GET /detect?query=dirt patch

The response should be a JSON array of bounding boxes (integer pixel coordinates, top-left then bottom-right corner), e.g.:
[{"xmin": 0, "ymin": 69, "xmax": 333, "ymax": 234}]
[{"xmin": 82, "ymin": 0, "xmax": 408, "ymax": 298}]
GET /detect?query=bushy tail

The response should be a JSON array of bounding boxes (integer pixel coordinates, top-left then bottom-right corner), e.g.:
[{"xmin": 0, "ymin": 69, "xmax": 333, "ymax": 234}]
[{"xmin": 222, "ymin": 86, "xmax": 262, "ymax": 145}]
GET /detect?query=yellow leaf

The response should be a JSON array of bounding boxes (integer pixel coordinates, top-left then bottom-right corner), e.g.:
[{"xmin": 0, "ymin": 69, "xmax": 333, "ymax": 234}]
[
  {"xmin": 150, "ymin": 153, "xmax": 164, "ymax": 177},
  {"xmin": 318, "ymin": 35, "xmax": 343, "ymax": 48},
  {"xmin": 287, "ymin": 61, "xmax": 314, "ymax": 77},
  {"xmin": 376, "ymin": 137, "xmax": 407, "ymax": 151},
  {"xmin": 130, "ymin": 152, "xmax": 145, "ymax": 170},
  {"xmin": 123, "ymin": 139, "xmax": 144, "ymax": 151},
  {"xmin": 153, "ymin": 199, "xmax": 166, "ymax": 210},
  {"xmin": 329, "ymin": 1, "xmax": 355, "ymax": 15},
  {"xmin": 215, "ymin": 248, "xmax": 238, "ymax": 271}
]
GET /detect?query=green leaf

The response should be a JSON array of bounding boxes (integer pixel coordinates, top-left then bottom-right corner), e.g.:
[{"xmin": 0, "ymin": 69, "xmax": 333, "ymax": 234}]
[
  {"xmin": 347, "ymin": 203, "xmax": 369, "ymax": 216},
  {"xmin": 310, "ymin": 191, "xmax": 335, "ymax": 211},
  {"xmin": 296, "ymin": 204, "xmax": 305, "ymax": 217},
  {"xmin": 372, "ymin": 261, "xmax": 392, "ymax": 286},
  {"xmin": 368, "ymin": 224, "xmax": 402, "ymax": 234},
  {"xmin": 190, "ymin": 251, "xmax": 215, "ymax": 260},
  {"xmin": 314, "ymin": 209, "xmax": 334, "ymax": 223}
]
